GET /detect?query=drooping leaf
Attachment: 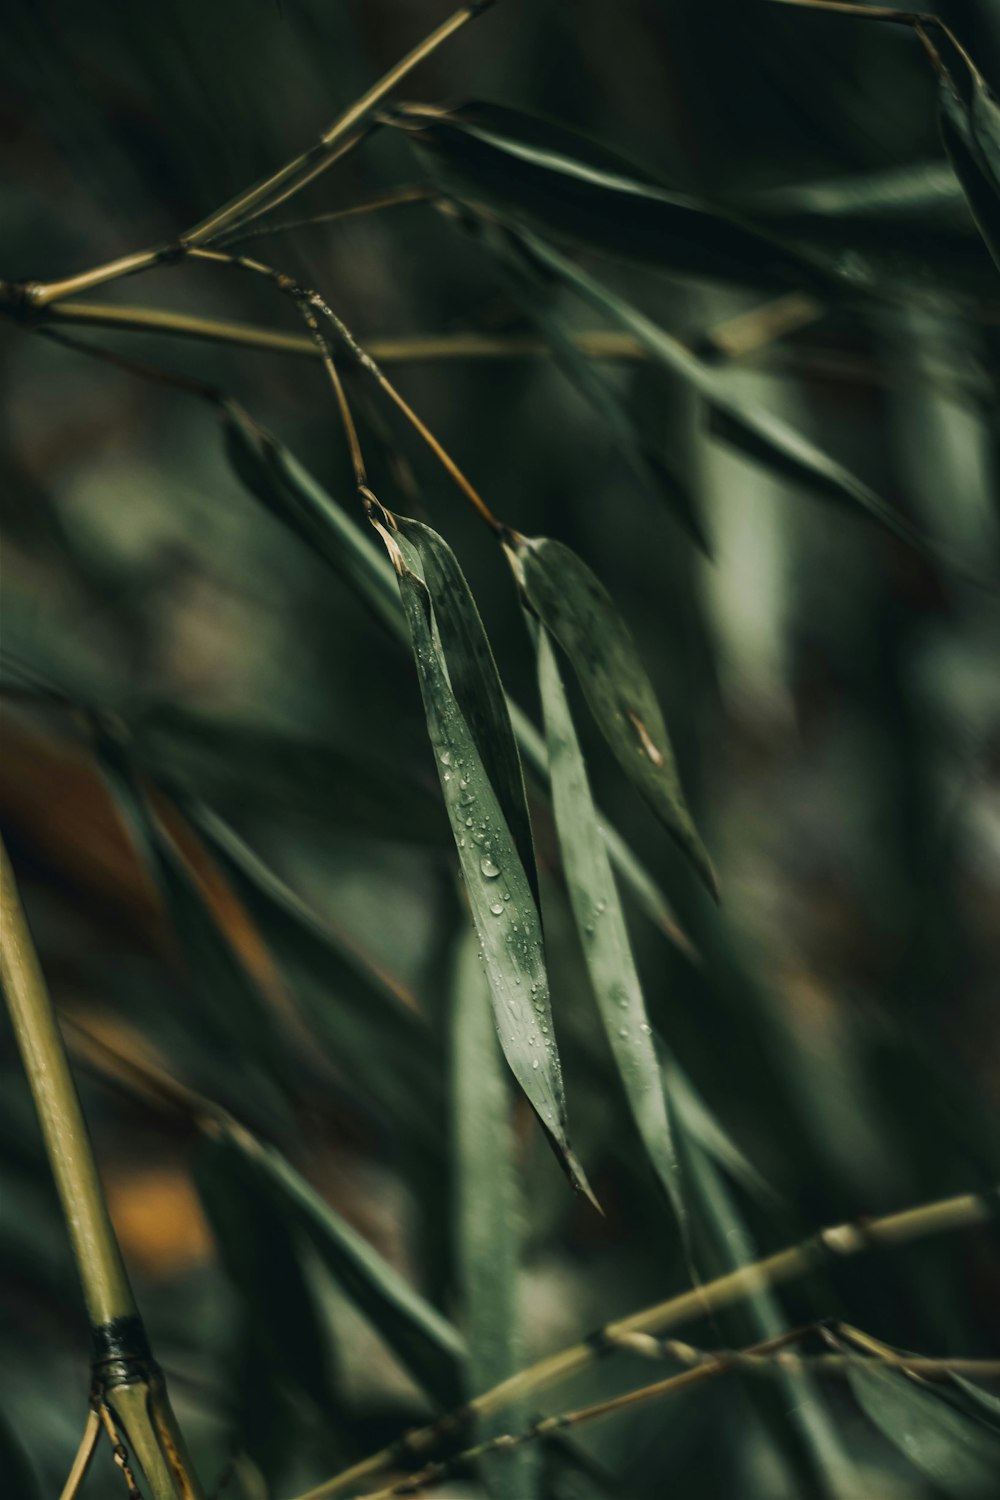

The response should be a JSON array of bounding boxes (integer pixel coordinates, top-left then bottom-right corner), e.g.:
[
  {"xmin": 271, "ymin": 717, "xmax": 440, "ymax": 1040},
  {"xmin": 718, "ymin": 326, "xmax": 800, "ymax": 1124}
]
[
  {"xmin": 220, "ymin": 408, "xmax": 688, "ymax": 950},
  {"xmin": 194, "ymin": 1133, "xmax": 339, "ymax": 1411},
  {"xmin": 213, "ymin": 1123, "xmax": 467, "ymax": 1407},
  {"xmin": 178, "ymin": 800, "xmax": 441, "ymax": 1141},
  {"xmin": 516, "ymin": 536, "xmax": 716, "ymax": 898},
  {"xmin": 390, "ymin": 100, "xmax": 818, "ymax": 290},
  {"xmin": 940, "ymin": 74, "xmax": 1000, "ymax": 272},
  {"xmin": 536, "ymin": 625, "xmax": 686, "ymax": 1227},
  {"xmin": 503, "ymin": 230, "xmax": 983, "ymax": 581},
  {"xmin": 451, "ymin": 925, "xmax": 538, "ymax": 1499},
  {"xmin": 395, "ymin": 516, "xmax": 538, "ymax": 902},
  {"xmin": 848, "ymin": 1361, "xmax": 1000, "ymax": 1498},
  {"xmin": 95, "ymin": 731, "xmax": 293, "ymax": 1114},
  {"xmin": 223, "ymin": 399, "xmax": 402, "ymax": 638},
  {"xmin": 373, "ymin": 515, "xmax": 594, "ymax": 1204},
  {"xmin": 460, "ymin": 217, "xmax": 709, "ymax": 551},
  {"xmin": 131, "ymin": 704, "xmax": 448, "ymax": 846}
]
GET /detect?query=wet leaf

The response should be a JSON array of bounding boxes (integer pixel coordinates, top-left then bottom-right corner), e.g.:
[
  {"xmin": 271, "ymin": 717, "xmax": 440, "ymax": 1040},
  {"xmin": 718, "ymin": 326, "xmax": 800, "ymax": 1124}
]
[
  {"xmin": 451, "ymin": 925, "xmax": 538, "ymax": 1498},
  {"xmin": 516, "ymin": 536, "xmax": 716, "ymax": 898},
  {"xmin": 536, "ymin": 625, "xmax": 685, "ymax": 1226},
  {"xmin": 848, "ymin": 1361, "xmax": 1000, "ymax": 1498},
  {"xmin": 396, "ymin": 516, "xmax": 538, "ymax": 901},
  {"xmin": 374, "ymin": 516, "xmax": 595, "ymax": 1204}
]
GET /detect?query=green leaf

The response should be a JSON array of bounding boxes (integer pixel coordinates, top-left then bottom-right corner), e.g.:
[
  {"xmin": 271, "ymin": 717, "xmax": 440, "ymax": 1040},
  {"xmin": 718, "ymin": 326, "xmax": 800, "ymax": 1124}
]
[
  {"xmin": 941, "ymin": 75, "xmax": 1000, "ymax": 273},
  {"xmin": 848, "ymin": 1362, "xmax": 1000, "ymax": 1498},
  {"xmin": 220, "ymin": 406, "xmax": 688, "ymax": 951},
  {"xmin": 194, "ymin": 1133, "xmax": 339, "ymax": 1410},
  {"xmin": 451, "ymin": 925, "xmax": 538, "ymax": 1499},
  {"xmin": 178, "ymin": 800, "xmax": 441, "ymax": 1141},
  {"xmin": 507, "ymin": 231, "xmax": 982, "ymax": 581},
  {"xmin": 461, "ymin": 218, "xmax": 709, "ymax": 551},
  {"xmin": 222, "ymin": 399, "xmax": 403, "ymax": 639},
  {"xmin": 374, "ymin": 516, "xmax": 595, "ymax": 1205},
  {"xmin": 536, "ymin": 625, "xmax": 685, "ymax": 1227},
  {"xmin": 391, "ymin": 100, "xmax": 814, "ymax": 289},
  {"xmin": 395, "ymin": 516, "xmax": 539, "ymax": 902},
  {"xmin": 214, "ymin": 1123, "xmax": 467, "ymax": 1407},
  {"xmin": 132, "ymin": 704, "xmax": 448, "ymax": 846},
  {"xmin": 95, "ymin": 731, "xmax": 292, "ymax": 1112},
  {"xmin": 517, "ymin": 536, "xmax": 716, "ymax": 898}
]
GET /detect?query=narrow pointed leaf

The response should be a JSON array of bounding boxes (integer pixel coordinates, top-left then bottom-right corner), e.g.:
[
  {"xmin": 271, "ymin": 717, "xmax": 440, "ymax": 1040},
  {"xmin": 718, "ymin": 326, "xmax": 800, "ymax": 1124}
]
[
  {"xmin": 223, "ymin": 399, "xmax": 402, "ymax": 638},
  {"xmin": 508, "ymin": 231, "xmax": 982, "ymax": 581},
  {"xmin": 391, "ymin": 100, "xmax": 816, "ymax": 288},
  {"xmin": 214, "ymin": 1123, "xmax": 466, "ymax": 1407},
  {"xmin": 451, "ymin": 926, "xmax": 538, "ymax": 1499},
  {"xmin": 536, "ymin": 625, "xmax": 686, "ymax": 1226},
  {"xmin": 374, "ymin": 519, "xmax": 594, "ymax": 1203},
  {"xmin": 195, "ymin": 1134, "xmax": 338, "ymax": 1409},
  {"xmin": 463, "ymin": 219, "xmax": 709, "ymax": 550},
  {"xmin": 517, "ymin": 535, "xmax": 717, "ymax": 898},
  {"xmin": 395, "ymin": 516, "xmax": 539, "ymax": 903},
  {"xmin": 941, "ymin": 76, "xmax": 1000, "ymax": 272},
  {"xmin": 848, "ymin": 1362, "xmax": 1000, "ymax": 1498},
  {"xmin": 220, "ymin": 405, "xmax": 690, "ymax": 949}
]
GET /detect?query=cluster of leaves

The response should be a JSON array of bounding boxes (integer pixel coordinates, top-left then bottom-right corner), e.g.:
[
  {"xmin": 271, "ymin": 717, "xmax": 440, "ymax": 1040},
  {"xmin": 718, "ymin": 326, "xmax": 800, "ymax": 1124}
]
[{"xmin": 1, "ymin": 2, "xmax": 1000, "ymax": 1499}]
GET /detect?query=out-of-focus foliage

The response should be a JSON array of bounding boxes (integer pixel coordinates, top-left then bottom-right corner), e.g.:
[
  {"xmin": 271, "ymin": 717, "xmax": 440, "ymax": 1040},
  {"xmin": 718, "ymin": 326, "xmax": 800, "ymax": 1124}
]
[{"xmin": 1, "ymin": 2, "xmax": 999, "ymax": 1498}]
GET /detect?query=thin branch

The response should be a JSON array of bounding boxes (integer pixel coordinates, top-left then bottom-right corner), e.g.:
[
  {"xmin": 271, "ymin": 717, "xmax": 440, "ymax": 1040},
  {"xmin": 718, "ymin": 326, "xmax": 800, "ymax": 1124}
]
[
  {"xmin": 216, "ymin": 185, "xmax": 434, "ymax": 249},
  {"xmin": 300, "ymin": 1185, "xmax": 998, "ymax": 1499},
  {"xmin": 58, "ymin": 1408, "xmax": 102, "ymax": 1500},
  {"xmin": 180, "ymin": 3, "xmax": 495, "ymax": 247}
]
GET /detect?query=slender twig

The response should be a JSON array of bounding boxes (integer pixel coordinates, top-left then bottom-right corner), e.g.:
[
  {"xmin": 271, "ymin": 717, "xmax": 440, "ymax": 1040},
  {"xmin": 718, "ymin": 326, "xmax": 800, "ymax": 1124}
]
[
  {"xmin": 768, "ymin": 0, "xmax": 983, "ymax": 83},
  {"xmin": 216, "ymin": 185, "xmax": 434, "ymax": 249},
  {"xmin": 299, "ymin": 1185, "xmax": 998, "ymax": 1498},
  {"xmin": 58, "ymin": 1408, "xmax": 102, "ymax": 1500},
  {"xmin": 180, "ymin": 3, "xmax": 494, "ymax": 247}
]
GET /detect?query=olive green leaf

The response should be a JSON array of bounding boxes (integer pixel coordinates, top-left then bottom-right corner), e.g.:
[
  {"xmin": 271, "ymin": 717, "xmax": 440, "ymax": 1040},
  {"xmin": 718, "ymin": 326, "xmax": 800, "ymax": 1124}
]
[
  {"xmin": 375, "ymin": 516, "xmax": 595, "ymax": 1204},
  {"xmin": 940, "ymin": 74, "xmax": 1000, "ymax": 272},
  {"xmin": 206, "ymin": 1123, "xmax": 467, "ymax": 1408},
  {"xmin": 396, "ymin": 516, "xmax": 539, "ymax": 902},
  {"xmin": 536, "ymin": 624, "xmax": 686, "ymax": 1227},
  {"xmin": 451, "ymin": 925, "xmax": 538, "ymax": 1498},
  {"xmin": 516, "ymin": 535, "xmax": 716, "ymax": 898},
  {"xmin": 848, "ymin": 1361, "xmax": 1000, "ymax": 1498}
]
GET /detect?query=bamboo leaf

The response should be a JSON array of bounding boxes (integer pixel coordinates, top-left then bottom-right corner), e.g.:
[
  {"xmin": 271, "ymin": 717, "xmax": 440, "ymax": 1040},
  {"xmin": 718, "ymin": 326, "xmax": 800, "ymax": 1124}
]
[
  {"xmin": 848, "ymin": 1362, "xmax": 1000, "ymax": 1498},
  {"xmin": 223, "ymin": 399, "xmax": 403, "ymax": 639},
  {"xmin": 505, "ymin": 231, "xmax": 983, "ymax": 581},
  {"xmin": 194, "ymin": 1134, "xmax": 339, "ymax": 1410},
  {"xmin": 516, "ymin": 536, "xmax": 716, "ymax": 898},
  {"xmin": 395, "ymin": 516, "xmax": 539, "ymax": 902},
  {"xmin": 213, "ymin": 1123, "xmax": 467, "ymax": 1408},
  {"xmin": 451, "ymin": 925, "xmax": 538, "ymax": 1498},
  {"xmin": 940, "ymin": 76, "xmax": 1000, "ymax": 272},
  {"xmin": 461, "ymin": 218, "xmax": 709, "ymax": 551},
  {"xmin": 374, "ymin": 516, "xmax": 595, "ymax": 1205},
  {"xmin": 95, "ymin": 731, "xmax": 293, "ymax": 1110},
  {"xmin": 391, "ymin": 100, "xmax": 814, "ymax": 289},
  {"xmin": 536, "ymin": 625, "xmax": 686, "ymax": 1226}
]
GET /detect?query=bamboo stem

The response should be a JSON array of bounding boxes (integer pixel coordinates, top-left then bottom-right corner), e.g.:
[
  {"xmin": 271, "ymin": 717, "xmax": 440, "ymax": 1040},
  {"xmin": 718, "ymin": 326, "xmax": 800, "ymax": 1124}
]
[
  {"xmin": 303, "ymin": 1185, "xmax": 997, "ymax": 1499},
  {"xmin": 0, "ymin": 837, "xmax": 204, "ymax": 1500},
  {"xmin": 0, "ymin": 836, "xmax": 135, "ymax": 1329}
]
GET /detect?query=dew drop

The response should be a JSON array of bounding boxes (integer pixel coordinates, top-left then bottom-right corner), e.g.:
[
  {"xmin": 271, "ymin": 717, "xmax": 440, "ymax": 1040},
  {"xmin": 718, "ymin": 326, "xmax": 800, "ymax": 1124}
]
[
  {"xmin": 490, "ymin": 902, "xmax": 503, "ymax": 916},
  {"xmin": 440, "ymin": 750, "xmax": 453, "ymax": 766},
  {"xmin": 532, "ymin": 1058, "xmax": 539, "ymax": 1069},
  {"xmin": 480, "ymin": 856, "xmax": 500, "ymax": 878},
  {"xmin": 465, "ymin": 817, "xmax": 474, "ymax": 827},
  {"xmin": 618, "ymin": 1027, "xmax": 629, "ymax": 1039},
  {"xmin": 639, "ymin": 1022, "xmax": 651, "ymax": 1035}
]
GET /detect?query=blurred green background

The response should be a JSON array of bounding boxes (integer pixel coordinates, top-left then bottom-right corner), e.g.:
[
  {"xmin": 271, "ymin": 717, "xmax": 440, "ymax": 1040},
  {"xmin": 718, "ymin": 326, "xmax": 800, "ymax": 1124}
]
[{"xmin": 2, "ymin": 2, "xmax": 999, "ymax": 1496}]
